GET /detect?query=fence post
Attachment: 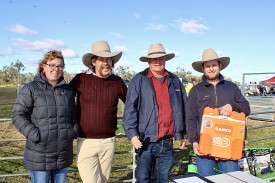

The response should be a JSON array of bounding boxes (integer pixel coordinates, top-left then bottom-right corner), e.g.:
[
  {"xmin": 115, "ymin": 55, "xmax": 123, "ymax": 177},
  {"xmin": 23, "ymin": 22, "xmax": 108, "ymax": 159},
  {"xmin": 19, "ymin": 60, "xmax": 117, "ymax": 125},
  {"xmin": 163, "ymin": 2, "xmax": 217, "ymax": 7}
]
[
  {"xmin": 132, "ymin": 147, "xmax": 136, "ymax": 183},
  {"xmin": 17, "ymin": 71, "xmax": 20, "ymax": 95}
]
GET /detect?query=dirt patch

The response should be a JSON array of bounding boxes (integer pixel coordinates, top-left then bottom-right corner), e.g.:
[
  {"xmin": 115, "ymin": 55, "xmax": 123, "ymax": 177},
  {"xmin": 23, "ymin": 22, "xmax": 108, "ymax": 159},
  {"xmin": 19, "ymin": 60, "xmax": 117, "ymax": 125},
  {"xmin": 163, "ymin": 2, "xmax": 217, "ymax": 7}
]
[{"xmin": 0, "ymin": 121, "xmax": 24, "ymax": 139}]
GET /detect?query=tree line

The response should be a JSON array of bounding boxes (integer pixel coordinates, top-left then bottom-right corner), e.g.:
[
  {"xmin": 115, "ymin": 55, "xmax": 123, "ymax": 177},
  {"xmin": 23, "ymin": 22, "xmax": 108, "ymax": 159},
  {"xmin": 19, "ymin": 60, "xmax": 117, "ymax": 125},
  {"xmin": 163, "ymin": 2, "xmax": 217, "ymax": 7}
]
[{"xmin": 0, "ymin": 60, "xmax": 239, "ymax": 86}]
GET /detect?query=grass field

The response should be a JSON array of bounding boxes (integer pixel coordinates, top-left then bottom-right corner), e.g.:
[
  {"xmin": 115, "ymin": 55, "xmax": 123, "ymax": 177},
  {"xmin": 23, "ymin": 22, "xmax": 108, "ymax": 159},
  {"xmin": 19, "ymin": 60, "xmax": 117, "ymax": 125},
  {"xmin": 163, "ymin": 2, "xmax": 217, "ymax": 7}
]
[{"xmin": 0, "ymin": 86, "xmax": 274, "ymax": 182}]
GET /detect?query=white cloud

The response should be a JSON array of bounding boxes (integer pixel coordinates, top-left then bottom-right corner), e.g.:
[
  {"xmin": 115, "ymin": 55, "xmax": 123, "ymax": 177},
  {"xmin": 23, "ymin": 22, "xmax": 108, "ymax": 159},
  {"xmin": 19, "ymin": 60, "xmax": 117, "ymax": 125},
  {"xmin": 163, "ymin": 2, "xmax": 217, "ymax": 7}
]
[
  {"xmin": 168, "ymin": 22, "xmax": 177, "ymax": 28},
  {"xmin": 166, "ymin": 49, "xmax": 180, "ymax": 57},
  {"xmin": 176, "ymin": 19, "xmax": 208, "ymax": 34},
  {"xmin": 22, "ymin": 58, "xmax": 39, "ymax": 66},
  {"xmin": 116, "ymin": 62, "xmax": 134, "ymax": 68},
  {"xmin": 134, "ymin": 13, "xmax": 140, "ymax": 20},
  {"xmin": 11, "ymin": 38, "xmax": 67, "ymax": 51},
  {"xmin": 8, "ymin": 24, "xmax": 38, "ymax": 36},
  {"xmin": 0, "ymin": 48, "xmax": 17, "ymax": 56},
  {"xmin": 114, "ymin": 45, "xmax": 128, "ymax": 52},
  {"xmin": 142, "ymin": 49, "xmax": 147, "ymax": 54},
  {"xmin": 216, "ymin": 50, "xmax": 224, "ymax": 56},
  {"xmin": 145, "ymin": 23, "xmax": 166, "ymax": 31},
  {"xmin": 62, "ymin": 49, "xmax": 79, "ymax": 58},
  {"xmin": 232, "ymin": 64, "xmax": 245, "ymax": 69},
  {"xmin": 192, "ymin": 50, "xmax": 225, "ymax": 59},
  {"xmin": 83, "ymin": 44, "xmax": 91, "ymax": 49},
  {"xmin": 109, "ymin": 32, "xmax": 126, "ymax": 40},
  {"xmin": 192, "ymin": 53, "xmax": 201, "ymax": 58},
  {"xmin": 152, "ymin": 15, "xmax": 159, "ymax": 20}
]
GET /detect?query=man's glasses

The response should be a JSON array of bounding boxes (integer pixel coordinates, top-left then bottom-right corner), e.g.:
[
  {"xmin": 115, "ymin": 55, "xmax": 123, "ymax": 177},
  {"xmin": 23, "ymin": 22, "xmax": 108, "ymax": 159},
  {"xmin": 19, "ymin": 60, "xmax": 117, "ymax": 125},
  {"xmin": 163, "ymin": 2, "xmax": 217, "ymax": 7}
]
[{"xmin": 45, "ymin": 63, "xmax": 65, "ymax": 70}]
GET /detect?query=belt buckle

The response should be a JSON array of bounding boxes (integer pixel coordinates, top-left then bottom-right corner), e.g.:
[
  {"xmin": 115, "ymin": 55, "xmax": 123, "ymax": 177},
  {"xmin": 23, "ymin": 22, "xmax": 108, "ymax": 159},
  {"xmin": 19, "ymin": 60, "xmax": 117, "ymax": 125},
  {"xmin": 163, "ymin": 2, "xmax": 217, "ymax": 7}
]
[{"xmin": 160, "ymin": 135, "xmax": 171, "ymax": 140}]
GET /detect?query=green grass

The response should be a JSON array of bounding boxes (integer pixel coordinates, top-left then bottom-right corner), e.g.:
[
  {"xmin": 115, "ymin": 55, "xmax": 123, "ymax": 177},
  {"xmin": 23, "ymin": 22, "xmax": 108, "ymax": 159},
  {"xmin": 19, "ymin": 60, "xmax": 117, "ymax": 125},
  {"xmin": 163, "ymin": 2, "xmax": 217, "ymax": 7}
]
[
  {"xmin": 0, "ymin": 86, "xmax": 275, "ymax": 182},
  {"xmin": 116, "ymin": 119, "xmax": 124, "ymax": 134}
]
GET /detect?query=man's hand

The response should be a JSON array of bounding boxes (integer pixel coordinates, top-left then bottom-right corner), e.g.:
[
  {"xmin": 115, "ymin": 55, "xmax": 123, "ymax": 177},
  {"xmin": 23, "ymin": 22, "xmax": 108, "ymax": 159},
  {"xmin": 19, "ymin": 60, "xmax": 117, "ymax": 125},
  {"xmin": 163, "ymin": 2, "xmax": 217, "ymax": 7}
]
[
  {"xmin": 218, "ymin": 104, "xmax": 232, "ymax": 116},
  {"xmin": 193, "ymin": 142, "xmax": 202, "ymax": 156},
  {"xmin": 130, "ymin": 136, "xmax": 143, "ymax": 150},
  {"xmin": 178, "ymin": 139, "xmax": 186, "ymax": 149}
]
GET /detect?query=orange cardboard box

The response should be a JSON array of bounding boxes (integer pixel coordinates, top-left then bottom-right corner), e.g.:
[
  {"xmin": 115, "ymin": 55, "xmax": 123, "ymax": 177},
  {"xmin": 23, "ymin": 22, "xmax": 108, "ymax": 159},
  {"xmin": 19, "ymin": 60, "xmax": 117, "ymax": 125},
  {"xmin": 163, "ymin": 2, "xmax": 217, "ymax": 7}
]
[{"xmin": 199, "ymin": 107, "xmax": 246, "ymax": 160}]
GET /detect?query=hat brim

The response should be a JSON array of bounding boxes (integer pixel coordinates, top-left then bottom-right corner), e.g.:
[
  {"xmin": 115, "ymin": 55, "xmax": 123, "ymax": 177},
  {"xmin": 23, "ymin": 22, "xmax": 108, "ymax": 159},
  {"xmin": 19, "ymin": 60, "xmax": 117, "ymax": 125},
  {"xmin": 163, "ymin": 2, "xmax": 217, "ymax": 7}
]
[
  {"xmin": 192, "ymin": 57, "xmax": 230, "ymax": 73},
  {"xmin": 139, "ymin": 53, "xmax": 175, "ymax": 62},
  {"xmin": 82, "ymin": 51, "xmax": 122, "ymax": 68}
]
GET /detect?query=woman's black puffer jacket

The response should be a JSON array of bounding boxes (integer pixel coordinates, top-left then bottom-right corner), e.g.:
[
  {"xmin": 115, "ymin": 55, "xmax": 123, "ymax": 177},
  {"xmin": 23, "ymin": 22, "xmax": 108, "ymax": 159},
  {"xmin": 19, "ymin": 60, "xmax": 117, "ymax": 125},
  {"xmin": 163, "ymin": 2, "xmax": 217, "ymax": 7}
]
[{"xmin": 12, "ymin": 72, "xmax": 79, "ymax": 171}]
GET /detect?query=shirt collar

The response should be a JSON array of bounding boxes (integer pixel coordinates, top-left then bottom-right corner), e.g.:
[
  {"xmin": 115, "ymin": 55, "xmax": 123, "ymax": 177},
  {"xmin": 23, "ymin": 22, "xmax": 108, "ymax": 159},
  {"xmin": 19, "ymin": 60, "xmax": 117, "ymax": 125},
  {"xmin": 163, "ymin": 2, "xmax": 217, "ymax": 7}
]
[
  {"xmin": 86, "ymin": 69, "xmax": 116, "ymax": 77},
  {"xmin": 203, "ymin": 74, "xmax": 222, "ymax": 84},
  {"xmin": 86, "ymin": 69, "xmax": 96, "ymax": 75},
  {"xmin": 148, "ymin": 68, "xmax": 169, "ymax": 78}
]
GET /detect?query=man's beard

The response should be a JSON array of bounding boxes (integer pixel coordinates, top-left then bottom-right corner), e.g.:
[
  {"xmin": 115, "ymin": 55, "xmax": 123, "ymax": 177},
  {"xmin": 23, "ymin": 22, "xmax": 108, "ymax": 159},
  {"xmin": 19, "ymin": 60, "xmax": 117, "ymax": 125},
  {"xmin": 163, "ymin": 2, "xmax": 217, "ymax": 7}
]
[
  {"xmin": 99, "ymin": 64, "xmax": 112, "ymax": 77},
  {"xmin": 204, "ymin": 71, "xmax": 220, "ymax": 81}
]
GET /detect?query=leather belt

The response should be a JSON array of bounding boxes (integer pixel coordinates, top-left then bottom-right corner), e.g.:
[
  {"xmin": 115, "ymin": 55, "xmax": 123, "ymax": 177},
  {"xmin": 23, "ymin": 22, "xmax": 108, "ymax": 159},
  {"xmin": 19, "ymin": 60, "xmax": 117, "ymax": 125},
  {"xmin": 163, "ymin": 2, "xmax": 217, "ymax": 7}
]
[{"xmin": 158, "ymin": 135, "xmax": 173, "ymax": 141}]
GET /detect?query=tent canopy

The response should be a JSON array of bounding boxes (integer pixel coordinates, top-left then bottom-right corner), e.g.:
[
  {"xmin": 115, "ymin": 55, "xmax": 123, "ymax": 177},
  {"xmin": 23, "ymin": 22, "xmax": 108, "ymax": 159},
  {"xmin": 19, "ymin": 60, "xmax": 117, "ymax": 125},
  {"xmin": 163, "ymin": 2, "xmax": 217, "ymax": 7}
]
[
  {"xmin": 263, "ymin": 76, "xmax": 275, "ymax": 86},
  {"xmin": 181, "ymin": 79, "xmax": 189, "ymax": 84}
]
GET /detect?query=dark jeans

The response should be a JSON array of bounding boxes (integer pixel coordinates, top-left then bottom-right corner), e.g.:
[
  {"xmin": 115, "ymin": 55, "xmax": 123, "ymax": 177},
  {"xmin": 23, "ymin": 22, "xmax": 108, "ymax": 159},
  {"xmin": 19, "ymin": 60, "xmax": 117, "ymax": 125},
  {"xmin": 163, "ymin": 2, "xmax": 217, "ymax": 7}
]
[
  {"xmin": 136, "ymin": 139, "xmax": 174, "ymax": 183},
  {"xmin": 196, "ymin": 155, "xmax": 239, "ymax": 177}
]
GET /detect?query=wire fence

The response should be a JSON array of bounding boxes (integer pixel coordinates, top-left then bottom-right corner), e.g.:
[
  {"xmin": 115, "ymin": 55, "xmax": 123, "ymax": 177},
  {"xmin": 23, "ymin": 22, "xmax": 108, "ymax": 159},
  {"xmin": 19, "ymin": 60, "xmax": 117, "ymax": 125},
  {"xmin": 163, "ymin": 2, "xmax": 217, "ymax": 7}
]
[
  {"xmin": 0, "ymin": 120, "xmax": 190, "ymax": 182},
  {"xmin": 245, "ymin": 111, "xmax": 275, "ymax": 146},
  {"xmin": 0, "ymin": 96, "xmax": 274, "ymax": 182}
]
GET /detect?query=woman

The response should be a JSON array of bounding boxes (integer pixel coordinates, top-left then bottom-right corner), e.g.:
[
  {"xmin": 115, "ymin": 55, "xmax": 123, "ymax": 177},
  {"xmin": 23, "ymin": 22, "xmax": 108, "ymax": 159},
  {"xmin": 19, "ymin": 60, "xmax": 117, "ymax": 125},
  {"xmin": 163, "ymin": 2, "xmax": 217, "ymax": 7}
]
[{"xmin": 12, "ymin": 50, "xmax": 79, "ymax": 183}]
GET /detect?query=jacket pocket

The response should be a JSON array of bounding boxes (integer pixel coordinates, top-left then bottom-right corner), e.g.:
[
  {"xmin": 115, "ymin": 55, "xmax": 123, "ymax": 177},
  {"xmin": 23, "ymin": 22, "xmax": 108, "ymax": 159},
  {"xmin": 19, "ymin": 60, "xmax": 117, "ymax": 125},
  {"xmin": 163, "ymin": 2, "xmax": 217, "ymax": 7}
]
[
  {"xmin": 196, "ymin": 96, "xmax": 212, "ymax": 120},
  {"xmin": 197, "ymin": 95, "xmax": 211, "ymax": 108},
  {"xmin": 68, "ymin": 123, "xmax": 77, "ymax": 139}
]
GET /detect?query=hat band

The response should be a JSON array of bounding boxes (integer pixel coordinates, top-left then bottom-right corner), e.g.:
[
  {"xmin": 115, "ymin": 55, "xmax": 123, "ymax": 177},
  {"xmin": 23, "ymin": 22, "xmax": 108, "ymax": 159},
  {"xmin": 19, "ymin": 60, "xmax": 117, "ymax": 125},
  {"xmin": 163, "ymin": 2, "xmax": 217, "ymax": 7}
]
[
  {"xmin": 94, "ymin": 50, "xmax": 111, "ymax": 54},
  {"xmin": 148, "ymin": 51, "xmax": 166, "ymax": 55}
]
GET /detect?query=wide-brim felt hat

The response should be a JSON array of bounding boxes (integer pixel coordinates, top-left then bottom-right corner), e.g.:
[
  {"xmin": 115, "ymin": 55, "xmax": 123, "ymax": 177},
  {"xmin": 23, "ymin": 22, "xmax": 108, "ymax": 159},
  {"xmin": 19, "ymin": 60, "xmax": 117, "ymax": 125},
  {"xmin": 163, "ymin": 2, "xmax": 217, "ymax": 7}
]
[
  {"xmin": 192, "ymin": 48, "xmax": 230, "ymax": 73},
  {"xmin": 139, "ymin": 43, "xmax": 175, "ymax": 62},
  {"xmin": 82, "ymin": 40, "xmax": 122, "ymax": 68}
]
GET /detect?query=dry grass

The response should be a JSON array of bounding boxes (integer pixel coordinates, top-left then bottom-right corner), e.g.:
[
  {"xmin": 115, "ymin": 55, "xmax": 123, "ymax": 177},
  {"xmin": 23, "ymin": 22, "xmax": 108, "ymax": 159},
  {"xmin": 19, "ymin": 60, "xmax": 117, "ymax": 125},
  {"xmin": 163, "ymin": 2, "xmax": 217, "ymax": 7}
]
[
  {"xmin": 1, "ymin": 87, "xmax": 274, "ymax": 182},
  {"xmin": 0, "ymin": 121, "xmax": 133, "ymax": 182},
  {"xmin": 0, "ymin": 121, "xmax": 190, "ymax": 182},
  {"xmin": 1, "ymin": 119, "xmax": 274, "ymax": 182},
  {"xmin": 246, "ymin": 119, "xmax": 275, "ymax": 148}
]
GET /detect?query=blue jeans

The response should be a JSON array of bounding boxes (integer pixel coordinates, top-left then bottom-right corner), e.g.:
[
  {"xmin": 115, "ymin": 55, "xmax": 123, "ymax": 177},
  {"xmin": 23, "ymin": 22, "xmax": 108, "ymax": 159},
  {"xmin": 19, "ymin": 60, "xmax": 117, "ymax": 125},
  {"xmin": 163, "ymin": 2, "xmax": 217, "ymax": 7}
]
[
  {"xmin": 136, "ymin": 139, "xmax": 174, "ymax": 183},
  {"xmin": 196, "ymin": 155, "xmax": 239, "ymax": 177},
  {"xmin": 29, "ymin": 167, "xmax": 69, "ymax": 183}
]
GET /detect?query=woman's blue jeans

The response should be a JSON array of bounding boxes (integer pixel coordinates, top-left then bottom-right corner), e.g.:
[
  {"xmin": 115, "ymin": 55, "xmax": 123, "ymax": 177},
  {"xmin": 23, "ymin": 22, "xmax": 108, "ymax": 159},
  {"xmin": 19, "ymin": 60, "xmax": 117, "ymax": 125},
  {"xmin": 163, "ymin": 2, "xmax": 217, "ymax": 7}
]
[
  {"xmin": 29, "ymin": 167, "xmax": 69, "ymax": 183},
  {"xmin": 136, "ymin": 139, "xmax": 174, "ymax": 183},
  {"xmin": 196, "ymin": 155, "xmax": 239, "ymax": 177}
]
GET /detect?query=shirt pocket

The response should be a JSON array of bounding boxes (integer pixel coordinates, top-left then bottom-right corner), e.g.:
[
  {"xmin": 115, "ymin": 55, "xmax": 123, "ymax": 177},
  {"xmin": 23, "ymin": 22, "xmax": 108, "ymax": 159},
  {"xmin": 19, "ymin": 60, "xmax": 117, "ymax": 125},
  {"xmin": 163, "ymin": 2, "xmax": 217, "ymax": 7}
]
[{"xmin": 197, "ymin": 95, "xmax": 211, "ymax": 110}]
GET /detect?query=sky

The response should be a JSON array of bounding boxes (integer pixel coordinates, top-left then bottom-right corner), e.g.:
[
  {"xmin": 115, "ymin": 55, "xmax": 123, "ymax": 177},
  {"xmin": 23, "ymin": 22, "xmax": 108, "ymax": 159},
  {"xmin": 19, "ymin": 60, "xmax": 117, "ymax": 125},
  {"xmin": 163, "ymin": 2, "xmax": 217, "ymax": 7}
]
[{"xmin": 0, "ymin": 0, "xmax": 275, "ymax": 83}]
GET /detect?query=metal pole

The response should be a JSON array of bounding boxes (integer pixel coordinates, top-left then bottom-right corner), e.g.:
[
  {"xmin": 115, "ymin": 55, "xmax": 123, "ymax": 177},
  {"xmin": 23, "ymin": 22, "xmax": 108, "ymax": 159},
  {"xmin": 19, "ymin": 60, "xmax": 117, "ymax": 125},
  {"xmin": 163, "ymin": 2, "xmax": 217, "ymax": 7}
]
[
  {"xmin": 132, "ymin": 147, "xmax": 136, "ymax": 183},
  {"xmin": 17, "ymin": 71, "xmax": 20, "ymax": 95},
  {"xmin": 242, "ymin": 73, "xmax": 245, "ymax": 95},
  {"xmin": 244, "ymin": 116, "xmax": 248, "ymax": 149}
]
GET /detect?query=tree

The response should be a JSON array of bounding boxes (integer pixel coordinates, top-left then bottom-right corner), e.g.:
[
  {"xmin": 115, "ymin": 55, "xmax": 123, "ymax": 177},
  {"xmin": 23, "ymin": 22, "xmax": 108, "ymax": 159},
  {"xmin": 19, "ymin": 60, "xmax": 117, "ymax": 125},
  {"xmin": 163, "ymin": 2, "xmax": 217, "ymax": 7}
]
[
  {"xmin": 0, "ymin": 60, "xmax": 26, "ymax": 85},
  {"xmin": 172, "ymin": 67, "xmax": 202, "ymax": 84},
  {"xmin": 113, "ymin": 66, "xmax": 136, "ymax": 81},
  {"xmin": 20, "ymin": 72, "xmax": 35, "ymax": 84},
  {"xmin": 173, "ymin": 67, "xmax": 191, "ymax": 81},
  {"xmin": 63, "ymin": 71, "xmax": 77, "ymax": 83}
]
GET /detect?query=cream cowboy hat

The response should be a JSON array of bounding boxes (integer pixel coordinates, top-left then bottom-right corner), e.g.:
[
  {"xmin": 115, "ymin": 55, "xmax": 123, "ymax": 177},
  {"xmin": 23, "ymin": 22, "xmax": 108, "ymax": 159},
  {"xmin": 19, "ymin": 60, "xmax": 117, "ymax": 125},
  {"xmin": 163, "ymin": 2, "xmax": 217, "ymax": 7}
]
[
  {"xmin": 139, "ymin": 43, "xmax": 175, "ymax": 62},
  {"xmin": 192, "ymin": 48, "xmax": 230, "ymax": 73},
  {"xmin": 82, "ymin": 40, "xmax": 122, "ymax": 68}
]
